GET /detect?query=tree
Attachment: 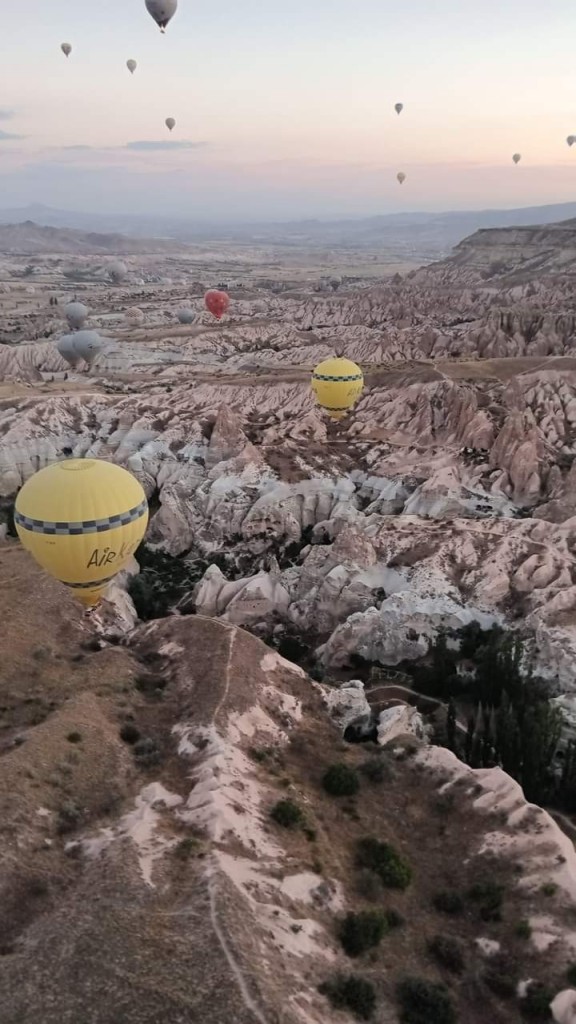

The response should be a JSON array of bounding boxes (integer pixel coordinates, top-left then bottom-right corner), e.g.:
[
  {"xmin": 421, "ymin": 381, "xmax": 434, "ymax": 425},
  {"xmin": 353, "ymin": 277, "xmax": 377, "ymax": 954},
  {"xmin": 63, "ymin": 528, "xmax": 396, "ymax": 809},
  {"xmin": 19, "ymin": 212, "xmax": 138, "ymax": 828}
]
[{"xmin": 446, "ymin": 699, "xmax": 457, "ymax": 753}]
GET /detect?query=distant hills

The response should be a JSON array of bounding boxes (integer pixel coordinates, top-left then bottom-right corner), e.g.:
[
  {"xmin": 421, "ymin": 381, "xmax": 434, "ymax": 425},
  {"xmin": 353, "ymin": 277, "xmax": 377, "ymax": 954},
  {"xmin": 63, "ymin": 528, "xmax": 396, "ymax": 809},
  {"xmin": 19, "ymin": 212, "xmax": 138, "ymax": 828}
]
[
  {"xmin": 1, "ymin": 201, "xmax": 576, "ymax": 257},
  {"xmin": 0, "ymin": 219, "xmax": 188, "ymax": 256}
]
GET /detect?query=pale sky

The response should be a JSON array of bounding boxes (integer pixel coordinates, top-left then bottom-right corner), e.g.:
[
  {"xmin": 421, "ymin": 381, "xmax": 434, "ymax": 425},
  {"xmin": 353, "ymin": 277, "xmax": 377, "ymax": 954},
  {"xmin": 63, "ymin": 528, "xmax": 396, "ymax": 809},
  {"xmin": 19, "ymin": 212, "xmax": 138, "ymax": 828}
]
[{"xmin": 1, "ymin": 0, "xmax": 576, "ymax": 219}]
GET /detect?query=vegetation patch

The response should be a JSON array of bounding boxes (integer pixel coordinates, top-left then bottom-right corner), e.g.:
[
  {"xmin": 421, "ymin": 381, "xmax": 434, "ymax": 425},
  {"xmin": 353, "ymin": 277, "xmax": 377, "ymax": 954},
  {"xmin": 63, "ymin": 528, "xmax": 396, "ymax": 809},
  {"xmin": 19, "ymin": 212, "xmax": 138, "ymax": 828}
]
[
  {"xmin": 355, "ymin": 836, "xmax": 412, "ymax": 890},
  {"xmin": 338, "ymin": 910, "xmax": 389, "ymax": 958},
  {"xmin": 428, "ymin": 934, "xmax": 465, "ymax": 974},
  {"xmin": 322, "ymin": 763, "xmax": 360, "ymax": 797},
  {"xmin": 319, "ymin": 974, "xmax": 377, "ymax": 1020},
  {"xmin": 397, "ymin": 977, "xmax": 457, "ymax": 1024},
  {"xmin": 270, "ymin": 798, "xmax": 305, "ymax": 829}
]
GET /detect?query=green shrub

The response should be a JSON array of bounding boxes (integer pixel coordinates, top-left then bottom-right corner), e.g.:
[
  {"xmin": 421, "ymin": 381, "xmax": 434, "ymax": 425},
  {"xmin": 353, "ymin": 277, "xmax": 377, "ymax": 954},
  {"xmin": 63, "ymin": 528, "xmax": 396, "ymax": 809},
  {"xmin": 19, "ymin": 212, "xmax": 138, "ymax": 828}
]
[
  {"xmin": 515, "ymin": 920, "xmax": 532, "ymax": 940},
  {"xmin": 322, "ymin": 763, "xmax": 360, "ymax": 797},
  {"xmin": 133, "ymin": 737, "xmax": 162, "ymax": 767},
  {"xmin": 397, "ymin": 977, "xmax": 457, "ymax": 1024},
  {"xmin": 56, "ymin": 801, "xmax": 83, "ymax": 835},
  {"xmin": 319, "ymin": 974, "xmax": 376, "ymax": 1020},
  {"xmin": 359, "ymin": 756, "xmax": 393, "ymax": 784},
  {"xmin": 66, "ymin": 731, "xmax": 82, "ymax": 744},
  {"xmin": 339, "ymin": 911, "xmax": 388, "ymax": 958},
  {"xmin": 520, "ymin": 983, "xmax": 553, "ymax": 1020},
  {"xmin": 541, "ymin": 882, "xmax": 557, "ymax": 897},
  {"xmin": 566, "ymin": 964, "xmax": 576, "ymax": 987},
  {"xmin": 432, "ymin": 891, "xmax": 464, "ymax": 916},
  {"xmin": 482, "ymin": 953, "xmax": 518, "ymax": 1000},
  {"xmin": 174, "ymin": 837, "xmax": 200, "ymax": 860},
  {"xmin": 467, "ymin": 879, "xmax": 504, "ymax": 921},
  {"xmin": 355, "ymin": 837, "xmax": 412, "ymax": 890},
  {"xmin": 428, "ymin": 934, "xmax": 465, "ymax": 974},
  {"xmin": 270, "ymin": 799, "xmax": 304, "ymax": 829},
  {"xmin": 119, "ymin": 723, "xmax": 141, "ymax": 745}
]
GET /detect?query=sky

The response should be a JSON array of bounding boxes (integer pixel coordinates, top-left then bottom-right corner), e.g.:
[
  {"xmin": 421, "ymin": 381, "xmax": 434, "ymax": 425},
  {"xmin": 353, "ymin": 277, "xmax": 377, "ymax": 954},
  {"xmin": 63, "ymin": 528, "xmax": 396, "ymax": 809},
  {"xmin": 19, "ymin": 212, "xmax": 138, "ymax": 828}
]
[{"xmin": 1, "ymin": 0, "xmax": 576, "ymax": 220}]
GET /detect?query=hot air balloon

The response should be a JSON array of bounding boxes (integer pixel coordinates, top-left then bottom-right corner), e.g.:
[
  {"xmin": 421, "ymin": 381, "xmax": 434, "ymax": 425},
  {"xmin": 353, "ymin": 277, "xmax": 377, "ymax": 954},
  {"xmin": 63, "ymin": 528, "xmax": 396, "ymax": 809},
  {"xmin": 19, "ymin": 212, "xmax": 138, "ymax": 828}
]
[
  {"xmin": 397, "ymin": 172, "xmax": 406, "ymax": 184},
  {"xmin": 61, "ymin": 43, "xmax": 72, "ymax": 57},
  {"xmin": 14, "ymin": 460, "xmax": 148, "ymax": 607},
  {"xmin": 72, "ymin": 330, "xmax": 104, "ymax": 367},
  {"xmin": 165, "ymin": 117, "xmax": 176, "ymax": 132},
  {"xmin": 204, "ymin": 290, "xmax": 230, "ymax": 320},
  {"xmin": 124, "ymin": 306, "xmax": 145, "ymax": 325},
  {"xmin": 145, "ymin": 0, "xmax": 178, "ymax": 32},
  {"xmin": 177, "ymin": 308, "xmax": 195, "ymax": 324},
  {"xmin": 512, "ymin": 153, "xmax": 522, "ymax": 165},
  {"xmin": 64, "ymin": 301, "xmax": 88, "ymax": 331},
  {"xmin": 57, "ymin": 335, "xmax": 82, "ymax": 370},
  {"xmin": 108, "ymin": 260, "xmax": 127, "ymax": 284},
  {"xmin": 567, "ymin": 136, "xmax": 576, "ymax": 148},
  {"xmin": 127, "ymin": 59, "xmax": 137, "ymax": 74},
  {"xmin": 311, "ymin": 357, "xmax": 364, "ymax": 421},
  {"xmin": 395, "ymin": 103, "xmax": 404, "ymax": 115}
]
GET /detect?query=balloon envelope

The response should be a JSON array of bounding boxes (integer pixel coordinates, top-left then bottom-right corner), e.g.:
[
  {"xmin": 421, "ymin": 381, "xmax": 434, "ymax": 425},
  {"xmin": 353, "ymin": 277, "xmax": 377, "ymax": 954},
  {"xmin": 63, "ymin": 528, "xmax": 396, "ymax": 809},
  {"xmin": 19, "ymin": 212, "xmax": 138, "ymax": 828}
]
[
  {"xmin": 204, "ymin": 290, "xmax": 230, "ymax": 320},
  {"xmin": 311, "ymin": 357, "xmax": 364, "ymax": 421},
  {"xmin": 61, "ymin": 43, "xmax": 72, "ymax": 57},
  {"xmin": 512, "ymin": 153, "xmax": 522, "ymax": 164},
  {"xmin": 15, "ymin": 460, "xmax": 148, "ymax": 607},
  {"xmin": 145, "ymin": 0, "xmax": 178, "ymax": 31},
  {"xmin": 395, "ymin": 103, "xmax": 404, "ymax": 115},
  {"xmin": 568, "ymin": 136, "xmax": 576, "ymax": 147},
  {"xmin": 165, "ymin": 117, "xmax": 176, "ymax": 131},
  {"xmin": 57, "ymin": 334, "xmax": 81, "ymax": 369},
  {"xmin": 64, "ymin": 301, "xmax": 88, "ymax": 330},
  {"xmin": 108, "ymin": 260, "xmax": 127, "ymax": 283},
  {"xmin": 72, "ymin": 330, "xmax": 104, "ymax": 366},
  {"xmin": 127, "ymin": 59, "xmax": 137, "ymax": 74},
  {"xmin": 397, "ymin": 172, "xmax": 406, "ymax": 184},
  {"xmin": 177, "ymin": 308, "xmax": 195, "ymax": 324}
]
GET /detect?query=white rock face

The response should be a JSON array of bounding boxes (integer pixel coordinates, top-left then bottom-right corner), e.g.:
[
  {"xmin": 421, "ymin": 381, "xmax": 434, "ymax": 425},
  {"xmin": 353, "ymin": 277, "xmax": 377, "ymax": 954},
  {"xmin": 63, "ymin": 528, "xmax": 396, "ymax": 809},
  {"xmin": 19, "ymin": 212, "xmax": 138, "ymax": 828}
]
[
  {"xmin": 553, "ymin": 991, "xmax": 576, "ymax": 1024},
  {"xmin": 377, "ymin": 705, "xmax": 426, "ymax": 745},
  {"xmin": 322, "ymin": 680, "xmax": 372, "ymax": 732}
]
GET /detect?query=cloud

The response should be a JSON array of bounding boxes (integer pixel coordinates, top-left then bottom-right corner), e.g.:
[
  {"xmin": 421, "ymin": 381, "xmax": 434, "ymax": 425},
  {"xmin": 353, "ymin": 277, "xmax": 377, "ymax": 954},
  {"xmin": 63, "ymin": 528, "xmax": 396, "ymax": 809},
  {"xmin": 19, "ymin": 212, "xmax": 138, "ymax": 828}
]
[
  {"xmin": 0, "ymin": 109, "xmax": 14, "ymax": 121},
  {"xmin": 125, "ymin": 140, "xmax": 207, "ymax": 152},
  {"xmin": 62, "ymin": 145, "xmax": 93, "ymax": 151},
  {"xmin": 0, "ymin": 129, "xmax": 24, "ymax": 141}
]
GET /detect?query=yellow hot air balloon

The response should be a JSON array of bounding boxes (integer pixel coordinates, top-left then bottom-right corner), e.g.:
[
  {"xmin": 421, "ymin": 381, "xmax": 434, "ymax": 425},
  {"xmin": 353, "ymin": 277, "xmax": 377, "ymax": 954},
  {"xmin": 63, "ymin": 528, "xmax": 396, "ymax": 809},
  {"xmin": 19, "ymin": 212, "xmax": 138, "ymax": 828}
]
[
  {"xmin": 311, "ymin": 357, "xmax": 364, "ymax": 421},
  {"xmin": 15, "ymin": 459, "xmax": 148, "ymax": 607}
]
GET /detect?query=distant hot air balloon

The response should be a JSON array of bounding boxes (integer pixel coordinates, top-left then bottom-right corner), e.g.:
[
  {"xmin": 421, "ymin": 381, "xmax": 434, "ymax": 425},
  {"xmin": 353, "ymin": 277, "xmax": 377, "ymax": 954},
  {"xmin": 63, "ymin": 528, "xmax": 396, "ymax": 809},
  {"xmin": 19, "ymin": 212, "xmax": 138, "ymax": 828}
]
[
  {"xmin": 15, "ymin": 459, "xmax": 148, "ymax": 607},
  {"xmin": 145, "ymin": 0, "xmax": 178, "ymax": 32},
  {"xmin": 311, "ymin": 357, "xmax": 364, "ymax": 421},
  {"xmin": 397, "ymin": 172, "xmax": 406, "ymax": 184},
  {"xmin": 108, "ymin": 260, "xmax": 127, "ymax": 284},
  {"xmin": 127, "ymin": 59, "xmax": 137, "ymax": 74},
  {"xmin": 395, "ymin": 103, "xmax": 404, "ymax": 115},
  {"xmin": 124, "ymin": 306, "xmax": 145, "ymax": 325},
  {"xmin": 512, "ymin": 153, "xmax": 522, "ymax": 165},
  {"xmin": 567, "ymin": 136, "xmax": 576, "ymax": 148},
  {"xmin": 204, "ymin": 290, "xmax": 230, "ymax": 320},
  {"xmin": 165, "ymin": 117, "xmax": 176, "ymax": 132},
  {"xmin": 177, "ymin": 308, "xmax": 195, "ymax": 324},
  {"xmin": 72, "ymin": 330, "xmax": 104, "ymax": 367},
  {"xmin": 64, "ymin": 301, "xmax": 88, "ymax": 331},
  {"xmin": 61, "ymin": 43, "xmax": 72, "ymax": 58},
  {"xmin": 57, "ymin": 334, "xmax": 82, "ymax": 370}
]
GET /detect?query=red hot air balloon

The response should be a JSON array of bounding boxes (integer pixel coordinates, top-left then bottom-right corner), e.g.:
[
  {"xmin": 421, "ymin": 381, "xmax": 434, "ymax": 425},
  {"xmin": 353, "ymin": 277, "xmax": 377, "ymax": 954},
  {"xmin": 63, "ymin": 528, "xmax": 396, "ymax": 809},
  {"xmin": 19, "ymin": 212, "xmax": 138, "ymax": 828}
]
[{"xmin": 204, "ymin": 289, "xmax": 230, "ymax": 320}]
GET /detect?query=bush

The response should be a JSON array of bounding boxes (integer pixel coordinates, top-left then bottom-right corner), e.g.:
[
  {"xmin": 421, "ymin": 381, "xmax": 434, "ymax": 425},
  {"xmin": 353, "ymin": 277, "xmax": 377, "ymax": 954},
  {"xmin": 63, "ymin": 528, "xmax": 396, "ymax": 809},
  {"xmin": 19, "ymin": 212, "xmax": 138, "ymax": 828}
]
[
  {"xmin": 119, "ymin": 723, "xmax": 141, "ymax": 745},
  {"xmin": 270, "ymin": 799, "xmax": 304, "ymax": 829},
  {"xmin": 397, "ymin": 977, "xmax": 457, "ymax": 1024},
  {"xmin": 356, "ymin": 837, "xmax": 412, "ymax": 890},
  {"xmin": 483, "ymin": 954, "xmax": 518, "ymax": 1000},
  {"xmin": 428, "ymin": 934, "xmax": 465, "ymax": 974},
  {"xmin": 432, "ymin": 891, "xmax": 464, "ymax": 916},
  {"xmin": 319, "ymin": 975, "xmax": 376, "ymax": 1020},
  {"xmin": 339, "ymin": 911, "xmax": 388, "ymax": 958},
  {"xmin": 135, "ymin": 673, "xmax": 168, "ymax": 698},
  {"xmin": 520, "ymin": 983, "xmax": 553, "ymax": 1020},
  {"xmin": 515, "ymin": 920, "xmax": 532, "ymax": 940},
  {"xmin": 56, "ymin": 801, "xmax": 83, "ymax": 835},
  {"xmin": 359, "ymin": 756, "xmax": 393, "ymax": 784},
  {"xmin": 174, "ymin": 837, "xmax": 200, "ymax": 860},
  {"xmin": 66, "ymin": 731, "xmax": 82, "ymax": 744},
  {"xmin": 541, "ymin": 882, "xmax": 557, "ymax": 897},
  {"xmin": 133, "ymin": 737, "xmax": 162, "ymax": 767},
  {"xmin": 322, "ymin": 763, "xmax": 360, "ymax": 797},
  {"xmin": 467, "ymin": 879, "xmax": 504, "ymax": 921}
]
